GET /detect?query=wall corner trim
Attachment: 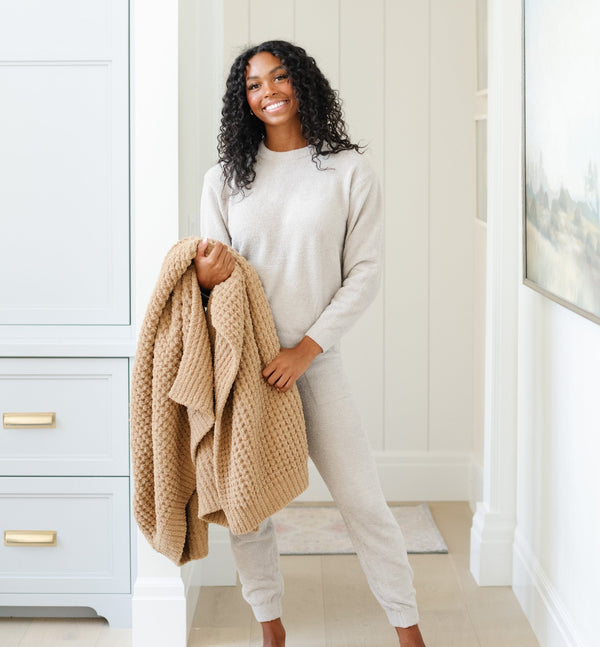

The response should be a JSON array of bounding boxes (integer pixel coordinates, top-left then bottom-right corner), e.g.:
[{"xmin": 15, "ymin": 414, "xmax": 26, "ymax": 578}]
[{"xmin": 469, "ymin": 501, "xmax": 516, "ymax": 585}]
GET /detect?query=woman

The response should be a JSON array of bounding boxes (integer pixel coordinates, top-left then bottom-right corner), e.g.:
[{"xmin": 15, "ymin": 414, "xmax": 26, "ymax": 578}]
[{"xmin": 194, "ymin": 40, "xmax": 426, "ymax": 647}]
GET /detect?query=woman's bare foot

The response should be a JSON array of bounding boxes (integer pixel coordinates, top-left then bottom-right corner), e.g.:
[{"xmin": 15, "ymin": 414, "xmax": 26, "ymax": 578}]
[
  {"xmin": 261, "ymin": 618, "xmax": 286, "ymax": 647},
  {"xmin": 395, "ymin": 623, "xmax": 426, "ymax": 646}
]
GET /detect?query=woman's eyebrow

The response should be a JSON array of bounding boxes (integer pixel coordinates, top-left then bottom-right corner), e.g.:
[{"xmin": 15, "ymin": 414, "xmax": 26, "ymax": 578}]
[{"xmin": 246, "ymin": 65, "xmax": 286, "ymax": 81}]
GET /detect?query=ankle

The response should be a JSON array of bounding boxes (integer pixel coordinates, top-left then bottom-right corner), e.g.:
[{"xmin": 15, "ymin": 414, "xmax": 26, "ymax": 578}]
[
  {"xmin": 261, "ymin": 617, "xmax": 286, "ymax": 647},
  {"xmin": 395, "ymin": 623, "xmax": 426, "ymax": 647}
]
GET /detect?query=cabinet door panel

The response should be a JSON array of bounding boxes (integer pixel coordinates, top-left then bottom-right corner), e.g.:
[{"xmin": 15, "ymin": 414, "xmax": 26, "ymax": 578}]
[
  {"xmin": 0, "ymin": 0, "xmax": 112, "ymax": 59},
  {"xmin": 0, "ymin": 0, "xmax": 129, "ymax": 324},
  {"xmin": 0, "ymin": 477, "xmax": 130, "ymax": 594},
  {"xmin": 0, "ymin": 358, "xmax": 129, "ymax": 476}
]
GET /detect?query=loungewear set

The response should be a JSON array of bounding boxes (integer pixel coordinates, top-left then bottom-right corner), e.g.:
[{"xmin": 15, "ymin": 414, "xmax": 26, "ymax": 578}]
[{"xmin": 200, "ymin": 142, "xmax": 419, "ymax": 628}]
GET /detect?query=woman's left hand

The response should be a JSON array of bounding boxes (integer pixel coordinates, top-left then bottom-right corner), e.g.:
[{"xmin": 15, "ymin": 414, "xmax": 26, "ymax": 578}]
[{"xmin": 263, "ymin": 336, "xmax": 322, "ymax": 393}]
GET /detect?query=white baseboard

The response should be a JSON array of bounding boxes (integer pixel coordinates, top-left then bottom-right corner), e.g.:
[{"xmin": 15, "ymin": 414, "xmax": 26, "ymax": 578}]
[
  {"xmin": 513, "ymin": 529, "xmax": 586, "ymax": 647},
  {"xmin": 469, "ymin": 502, "xmax": 515, "ymax": 585},
  {"xmin": 132, "ymin": 577, "xmax": 187, "ymax": 647},
  {"xmin": 295, "ymin": 450, "xmax": 473, "ymax": 502},
  {"xmin": 131, "ymin": 537, "xmax": 238, "ymax": 647}
]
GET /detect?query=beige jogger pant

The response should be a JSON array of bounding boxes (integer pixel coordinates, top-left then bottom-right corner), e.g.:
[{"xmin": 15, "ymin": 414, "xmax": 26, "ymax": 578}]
[{"xmin": 229, "ymin": 348, "xmax": 420, "ymax": 628}]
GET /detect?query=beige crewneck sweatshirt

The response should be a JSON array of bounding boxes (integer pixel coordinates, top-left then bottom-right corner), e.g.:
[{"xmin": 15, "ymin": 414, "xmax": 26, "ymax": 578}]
[{"xmin": 200, "ymin": 142, "xmax": 382, "ymax": 352}]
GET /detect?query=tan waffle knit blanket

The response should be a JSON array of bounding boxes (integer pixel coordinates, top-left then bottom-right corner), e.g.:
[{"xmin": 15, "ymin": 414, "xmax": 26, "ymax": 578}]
[{"xmin": 130, "ymin": 237, "xmax": 309, "ymax": 565}]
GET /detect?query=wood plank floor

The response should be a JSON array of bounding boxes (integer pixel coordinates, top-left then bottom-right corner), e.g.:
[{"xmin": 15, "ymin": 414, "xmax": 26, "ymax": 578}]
[{"xmin": 0, "ymin": 502, "xmax": 540, "ymax": 647}]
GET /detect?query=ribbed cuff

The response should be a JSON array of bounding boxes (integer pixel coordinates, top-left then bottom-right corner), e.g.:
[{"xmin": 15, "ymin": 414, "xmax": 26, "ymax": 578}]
[
  {"xmin": 384, "ymin": 605, "xmax": 420, "ymax": 628},
  {"xmin": 303, "ymin": 323, "xmax": 335, "ymax": 354},
  {"xmin": 251, "ymin": 599, "xmax": 284, "ymax": 623}
]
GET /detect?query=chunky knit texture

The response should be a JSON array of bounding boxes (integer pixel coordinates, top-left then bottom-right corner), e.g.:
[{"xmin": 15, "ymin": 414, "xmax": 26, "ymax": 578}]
[{"xmin": 130, "ymin": 236, "xmax": 309, "ymax": 566}]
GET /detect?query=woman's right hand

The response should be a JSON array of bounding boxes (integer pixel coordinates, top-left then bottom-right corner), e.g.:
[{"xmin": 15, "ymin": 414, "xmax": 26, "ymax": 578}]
[{"xmin": 194, "ymin": 239, "xmax": 235, "ymax": 290}]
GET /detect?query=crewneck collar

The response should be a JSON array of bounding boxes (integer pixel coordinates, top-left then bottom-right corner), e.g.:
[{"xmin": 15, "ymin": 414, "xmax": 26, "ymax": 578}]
[{"xmin": 258, "ymin": 141, "xmax": 312, "ymax": 161}]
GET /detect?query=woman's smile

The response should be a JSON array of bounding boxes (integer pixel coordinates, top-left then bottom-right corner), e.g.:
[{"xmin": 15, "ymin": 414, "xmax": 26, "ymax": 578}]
[
  {"xmin": 245, "ymin": 51, "xmax": 303, "ymax": 143},
  {"xmin": 263, "ymin": 99, "xmax": 289, "ymax": 113}
]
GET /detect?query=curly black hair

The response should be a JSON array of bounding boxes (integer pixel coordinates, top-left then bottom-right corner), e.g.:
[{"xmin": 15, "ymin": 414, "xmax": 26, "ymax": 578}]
[{"xmin": 218, "ymin": 40, "xmax": 361, "ymax": 192}]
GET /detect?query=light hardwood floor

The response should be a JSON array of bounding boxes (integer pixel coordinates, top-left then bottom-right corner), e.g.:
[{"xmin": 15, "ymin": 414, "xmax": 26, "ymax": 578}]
[{"xmin": 0, "ymin": 502, "xmax": 540, "ymax": 647}]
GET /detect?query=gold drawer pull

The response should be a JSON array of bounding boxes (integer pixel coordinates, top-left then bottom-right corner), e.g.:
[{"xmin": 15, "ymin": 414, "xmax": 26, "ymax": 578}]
[
  {"xmin": 4, "ymin": 530, "xmax": 57, "ymax": 547},
  {"xmin": 3, "ymin": 412, "xmax": 56, "ymax": 429}
]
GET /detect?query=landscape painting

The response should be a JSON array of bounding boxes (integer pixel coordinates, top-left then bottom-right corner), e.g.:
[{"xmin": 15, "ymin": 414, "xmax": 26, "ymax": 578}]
[{"xmin": 524, "ymin": 0, "xmax": 600, "ymax": 323}]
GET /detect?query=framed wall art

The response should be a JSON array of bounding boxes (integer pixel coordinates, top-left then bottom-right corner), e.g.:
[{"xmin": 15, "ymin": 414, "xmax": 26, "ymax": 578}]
[{"xmin": 523, "ymin": 0, "xmax": 600, "ymax": 324}]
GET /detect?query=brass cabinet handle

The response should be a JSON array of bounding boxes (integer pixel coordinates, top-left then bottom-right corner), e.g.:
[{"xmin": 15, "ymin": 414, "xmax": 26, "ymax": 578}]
[
  {"xmin": 2, "ymin": 412, "xmax": 56, "ymax": 429},
  {"xmin": 4, "ymin": 530, "xmax": 57, "ymax": 547}
]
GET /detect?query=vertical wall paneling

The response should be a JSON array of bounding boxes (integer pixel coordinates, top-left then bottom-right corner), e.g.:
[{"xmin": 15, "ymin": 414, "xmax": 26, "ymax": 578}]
[
  {"xmin": 339, "ymin": 0, "xmax": 386, "ymax": 450},
  {"xmin": 294, "ymin": 1, "xmax": 340, "ymax": 91},
  {"xmin": 223, "ymin": 0, "xmax": 250, "ymax": 70},
  {"xmin": 179, "ymin": 0, "xmax": 224, "ymax": 238},
  {"xmin": 249, "ymin": 0, "xmax": 295, "ymax": 46},
  {"xmin": 339, "ymin": 1, "xmax": 385, "ymax": 168},
  {"xmin": 179, "ymin": 0, "xmax": 201, "ymax": 238},
  {"xmin": 472, "ymin": 0, "xmax": 488, "ymax": 485},
  {"xmin": 472, "ymin": 220, "xmax": 487, "ymax": 470},
  {"xmin": 472, "ymin": 20, "xmax": 488, "ymax": 485},
  {"xmin": 475, "ymin": 117, "xmax": 487, "ymax": 222},
  {"xmin": 384, "ymin": 0, "xmax": 430, "ymax": 452},
  {"xmin": 203, "ymin": 0, "xmax": 479, "ymax": 499},
  {"xmin": 428, "ymin": 0, "xmax": 475, "ymax": 451}
]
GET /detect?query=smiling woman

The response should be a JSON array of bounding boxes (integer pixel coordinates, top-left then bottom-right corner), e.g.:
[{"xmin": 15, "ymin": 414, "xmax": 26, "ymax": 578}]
[
  {"xmin": 194, "ymin": 40, "xmax": 427, "ymax": 647},
  {"xmin": 245, "ymin": 53, "xmax": 301, "ymax": 134},
  {"xmin": 217, "ymin": 40, "xmax": 360, "ymax": 193}
]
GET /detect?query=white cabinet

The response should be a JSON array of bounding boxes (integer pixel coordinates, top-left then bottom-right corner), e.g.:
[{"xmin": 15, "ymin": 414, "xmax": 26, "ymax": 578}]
[
  {"xmin": 0, "ymin": 358, "xmax": 130, "ymax": 476},
  {"xmin": 0, "ymin": 0, "xmax": 129, "ymax": 325},
  {"xmin": 0, "ymin": 0, "xmax": 133, "ymax": 628},
  {"xmin": 0, "ymin": 477, "xmax": 130, "ymax": 594}
]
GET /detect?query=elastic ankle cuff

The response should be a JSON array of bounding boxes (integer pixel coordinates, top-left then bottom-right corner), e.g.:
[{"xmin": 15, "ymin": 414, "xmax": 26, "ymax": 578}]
[
  {"xmin": 252, "ymin": 600, "xmax": 283, "ymax": 623},
  {"xmin": 386, "ymin": 606, "xmax": 420, "ymax": 628}
]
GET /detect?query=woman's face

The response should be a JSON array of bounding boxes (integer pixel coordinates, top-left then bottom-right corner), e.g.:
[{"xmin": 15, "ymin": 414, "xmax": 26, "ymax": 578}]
[{"xmin": 245, "ymin": 51, "xmax": 300, "ymax": 129}]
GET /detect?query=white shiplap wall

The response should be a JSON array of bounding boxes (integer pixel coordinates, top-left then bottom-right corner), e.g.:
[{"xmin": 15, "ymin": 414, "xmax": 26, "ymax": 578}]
[{"xmin": 181, "ymin": 0, "xmax": 477, "ymax": 500}]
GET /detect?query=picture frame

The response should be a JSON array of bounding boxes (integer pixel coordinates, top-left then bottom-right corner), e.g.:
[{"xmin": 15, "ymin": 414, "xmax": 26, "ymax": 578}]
[{"xmin": 522, "ymin": 0, "xmax": 600, "ymax": 325}]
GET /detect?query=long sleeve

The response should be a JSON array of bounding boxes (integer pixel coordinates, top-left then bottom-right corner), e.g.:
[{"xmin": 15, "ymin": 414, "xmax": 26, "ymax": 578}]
[
  {"xmin": 304, "ymin": 171, "xmax": 383, "ymax": 352},
  {"xmin": 197, "ymin": 147, "xmax": 383, "ymax": 353},
  {"xmin": 199, "ymin": 165, "xmax": 232, "ymax": 246}
]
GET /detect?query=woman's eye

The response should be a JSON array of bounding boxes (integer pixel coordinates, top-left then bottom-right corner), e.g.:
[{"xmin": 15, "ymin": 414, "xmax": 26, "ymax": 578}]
[
  {"xmin": 247, "ymin": 83, "xmax": 259, "ymax": 91},
  {"xmin": 274, "ymin": 74, "xmax": 288, "ymax": 82}
]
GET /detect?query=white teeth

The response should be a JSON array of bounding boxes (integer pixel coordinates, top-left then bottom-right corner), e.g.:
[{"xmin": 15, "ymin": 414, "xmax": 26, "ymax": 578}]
[{"xmin": 264, "ymin": 100, "xmax": 286, "ymax": 112}]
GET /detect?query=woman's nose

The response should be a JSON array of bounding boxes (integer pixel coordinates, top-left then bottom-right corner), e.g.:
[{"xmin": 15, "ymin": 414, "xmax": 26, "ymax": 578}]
[{"xmin": 263, "ymin": 80, "xmax": 275, "ymax": 97}]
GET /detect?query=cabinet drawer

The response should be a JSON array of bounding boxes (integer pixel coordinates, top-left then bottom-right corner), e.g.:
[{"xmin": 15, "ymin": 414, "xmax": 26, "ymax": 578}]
[
  {"xmin": 0, "ymin": 358, "xmax": 129, "ymax": 476},
  {"xmin": 0, "ymin": 477, "xmax": 130, "ymax": 594}
]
